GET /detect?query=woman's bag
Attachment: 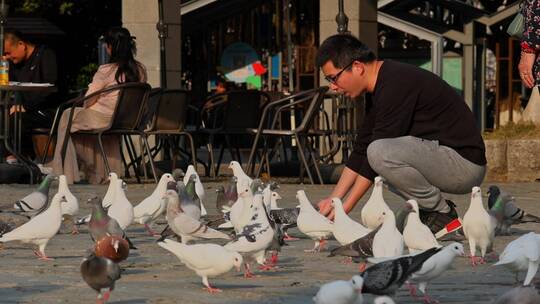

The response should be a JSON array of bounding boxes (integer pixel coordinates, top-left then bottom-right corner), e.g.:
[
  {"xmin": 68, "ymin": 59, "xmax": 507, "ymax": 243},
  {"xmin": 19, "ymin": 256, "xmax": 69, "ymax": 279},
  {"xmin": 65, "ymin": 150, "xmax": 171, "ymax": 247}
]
[
  {"xmin": 521, "ymin": 86, "xmax": 540, "ymax": 126},
  {"xmin": 507, "ymin": 11, "xmax": 524, "ymax": 39}
]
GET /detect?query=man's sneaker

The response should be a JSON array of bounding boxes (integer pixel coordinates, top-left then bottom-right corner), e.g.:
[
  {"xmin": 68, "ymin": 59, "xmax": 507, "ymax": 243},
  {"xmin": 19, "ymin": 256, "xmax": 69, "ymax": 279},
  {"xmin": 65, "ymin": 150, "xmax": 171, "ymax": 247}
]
[{"xmin": 419, "ymin": 199, "xmax": 464, "ymax": 241}]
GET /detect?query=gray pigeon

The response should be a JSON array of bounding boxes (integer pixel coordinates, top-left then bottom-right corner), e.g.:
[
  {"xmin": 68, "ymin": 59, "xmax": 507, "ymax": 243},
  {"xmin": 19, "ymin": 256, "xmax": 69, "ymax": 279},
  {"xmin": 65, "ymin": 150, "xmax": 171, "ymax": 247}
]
[
  {"xmin": 13, "ymin": 174, "xmax": 55, "ymax": 214},
  {"xmin": 216, "ymin": 177, "xmax": 238, "ymax": 212},
  {"xmin": 164, "ymin": 189, "xmax": 230, "ymax": 244},
  {"xmin": 250, "ymin": 179, "xmax": 264, "ymax": 193},
  {"xmin": 172, "ymin": 168, "xmax": 185, "ymax": 182},
  {"xmin": 179, "ymin": 175, "xmax": 202, "ymax": 220},
  {"xmin": 215, "ymin": 186, "xmax": 227, "ymax": 210},
  {"xmin": 87, "ymin": 197, "xmax": 136, "ymax": 250},
  {"xmin": 80, "ymin": 249, "xmax": 121, "ymax": 303},
  {"xmin": 360, "ymin": 247, "xmax": 441, "ymax": 295},
  {"xmin": 395, "ymin": 205, "xmax": 413, "ymax": 234},
  {"xmin": 488, "ymin": 185, "xmax": 540, "ymax": 235},
  {"xmin": 492, "ymin": 286, "xmax": 540, "ymax": 304},
  {"xmin": 329, "ymin": 225, "xmax": 382, "ymax": 261}
]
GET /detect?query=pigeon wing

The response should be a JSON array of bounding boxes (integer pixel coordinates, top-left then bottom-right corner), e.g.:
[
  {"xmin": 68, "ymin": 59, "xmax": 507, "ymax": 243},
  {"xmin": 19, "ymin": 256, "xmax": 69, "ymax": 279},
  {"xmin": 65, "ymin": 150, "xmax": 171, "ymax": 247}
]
[
  {"xmin": 330, "ymin": 225, "xmax": 380, "ymax": 258},
  {"xmin": 361, "ymin": 261, "xmax": 398, "ymax": 294}
]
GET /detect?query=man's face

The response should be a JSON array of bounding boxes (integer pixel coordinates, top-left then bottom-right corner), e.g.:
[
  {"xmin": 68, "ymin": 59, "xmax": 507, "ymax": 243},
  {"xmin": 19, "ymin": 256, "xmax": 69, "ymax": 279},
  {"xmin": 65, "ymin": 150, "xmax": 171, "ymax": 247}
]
[
  {"xmin": 4, "ymin": 39, "xmax": 27, "ymax": 64},
  {"xmin": 321, "ymin": 60, "xmax": 367, "ymax": 98}
]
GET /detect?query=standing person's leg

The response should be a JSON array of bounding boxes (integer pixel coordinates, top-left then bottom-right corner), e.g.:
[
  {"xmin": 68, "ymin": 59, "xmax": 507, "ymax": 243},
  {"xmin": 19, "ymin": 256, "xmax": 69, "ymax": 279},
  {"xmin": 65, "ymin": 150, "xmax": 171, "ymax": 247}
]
[{"xmin": 366, "ymin": 136, "xmax": 486, "ymax": 231}]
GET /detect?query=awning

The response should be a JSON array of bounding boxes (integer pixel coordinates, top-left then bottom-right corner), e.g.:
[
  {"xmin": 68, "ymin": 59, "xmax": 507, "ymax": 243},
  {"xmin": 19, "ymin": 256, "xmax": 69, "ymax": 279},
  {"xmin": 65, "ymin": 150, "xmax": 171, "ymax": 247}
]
[
  {"xmin": 6, "ymin": 17, "xmax": 65, "ymax": 37},
  {"xmin": 379, "ymin": 0, "xmax": 487, "ymax": 34}
]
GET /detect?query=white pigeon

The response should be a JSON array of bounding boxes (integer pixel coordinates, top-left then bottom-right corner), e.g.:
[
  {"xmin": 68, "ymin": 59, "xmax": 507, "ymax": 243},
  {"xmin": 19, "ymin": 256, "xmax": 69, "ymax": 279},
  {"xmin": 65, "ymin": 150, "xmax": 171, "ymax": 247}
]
[
  {"xmin": 313, "ymin": 275, "xmax": 364, "ymax": 304},
  {"xmin": 75, "ymin": 172, "xmax": 119, "ymax": 226},
  {"xmin": 262, "ymin": 184, "xmax": 273, "ymax": 211},
  {"xmin": 102, "ymin": 172, "xmax": 119, "ymax": 208},
  {"xmin": 229, "ymin": 178, "xmax": 254, "ymax": 234},
  {"xmin": 0, "ymin": 193, "xmax": 66, "ymax": 260},
  {"xmin": 157, "ymin": 239, "xmax": 243, "ymax": 293},
  {"xmin": 494, "ymin": 232, "xmax": 540, "ymax": 286},
  {"xmin": 296, "ymin": 190, "xmax": 334, "ymax": 253},
  {"xmin": 107, "ymin": 180, "xmax": 134, "ymax": 230},
  {"xmin": 183, "ymin": 165, "xmax": 208, "ymax": 216},
  {"xmin": 332, "ymin": 198, "xmax": 371, "ymax": 245},
  {"xmin": 270, "ymin": 191, "xmax": 282, "ymax": 210},
  {"xmin": 229, "ymin": 160, "xmax": 252, "ymax": 185},
  {"xmin": 164, "ymin": 190, "xmax": 231, "ymax": 243},
  {"xmin": 58, "ymin": 175, "xmax": 79, "ymax": 217},
  {"xmin": 373, "ymin": 296, "xmax": 396, "ymax": 304},
  {"xmin": 407, "ymin": 242, "xmax": 465, "ymax": 302},
  {"xmin": 361, "ymin": 176, "xmax": 391, "ymax": 230},
  {"xmin": 403, "ymin": 200, "xmax": 440, "ymax": 254},
  {"xmin": 463, "ymin": 186, "xmax": 497, "ymax": 266},
  {"xmin": 133, "ymin": 173, "xmax": 174, "ymax": 234},
  {"xmin": 372, "ymin": 210, "xmax": 404, "ymax": 258},
  {"xmin": 224, "ymin": 192, "xmax": 275, "ymax": 278}
]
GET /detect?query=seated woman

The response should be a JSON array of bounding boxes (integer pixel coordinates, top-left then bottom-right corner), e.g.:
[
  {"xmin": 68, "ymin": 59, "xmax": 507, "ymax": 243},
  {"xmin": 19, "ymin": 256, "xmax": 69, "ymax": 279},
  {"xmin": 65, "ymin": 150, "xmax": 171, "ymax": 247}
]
[{"xmin": 49, "ymin": 27, "xmax": 147, "ymax": 184}]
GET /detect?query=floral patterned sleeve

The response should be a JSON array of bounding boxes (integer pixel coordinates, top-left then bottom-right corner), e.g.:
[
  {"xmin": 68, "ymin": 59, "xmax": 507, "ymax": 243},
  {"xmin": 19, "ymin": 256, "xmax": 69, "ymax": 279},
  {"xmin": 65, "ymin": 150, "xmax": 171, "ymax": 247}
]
[{"xmin": 521, "ymin": 0, "xmax": 540, "ymax": 52}]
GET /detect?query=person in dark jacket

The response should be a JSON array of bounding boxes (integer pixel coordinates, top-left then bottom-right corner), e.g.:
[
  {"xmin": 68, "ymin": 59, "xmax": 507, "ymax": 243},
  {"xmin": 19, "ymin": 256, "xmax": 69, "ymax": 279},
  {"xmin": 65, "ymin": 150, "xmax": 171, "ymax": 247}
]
[
  {"xmin": 3, "ymin": 29, "xmax": 58, "ymax": 161},
  {"xmin": 316, "ymin": 34, "xmax": 486, "ymax": 237}
]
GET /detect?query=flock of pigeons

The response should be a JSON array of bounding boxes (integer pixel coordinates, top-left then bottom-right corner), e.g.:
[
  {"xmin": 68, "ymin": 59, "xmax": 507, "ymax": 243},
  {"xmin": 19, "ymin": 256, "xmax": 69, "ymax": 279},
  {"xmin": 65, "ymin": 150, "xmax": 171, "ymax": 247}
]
[{"xmin": 0, "ymin": 161, "xmax": 539, "ymax": 304}]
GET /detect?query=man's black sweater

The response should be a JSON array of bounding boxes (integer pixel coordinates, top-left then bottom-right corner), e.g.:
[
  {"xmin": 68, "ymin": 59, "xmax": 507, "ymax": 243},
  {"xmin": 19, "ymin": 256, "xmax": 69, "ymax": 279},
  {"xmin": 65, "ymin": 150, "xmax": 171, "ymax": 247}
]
[
  {"xmin": 346, "ymin": 60, "xmax": 487, "ymax": 180},
  {"xmin": 9, "ymin": 45, "xmax": 58, "ymax": 111}
]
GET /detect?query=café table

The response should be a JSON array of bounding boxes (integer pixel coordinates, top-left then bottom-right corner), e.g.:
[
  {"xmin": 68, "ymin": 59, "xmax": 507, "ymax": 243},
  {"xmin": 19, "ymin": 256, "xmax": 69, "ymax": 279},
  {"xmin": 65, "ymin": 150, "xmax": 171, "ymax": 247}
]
[{"xmin": 0, "ymin": 82, "xmax": 57, "ymax": 183}]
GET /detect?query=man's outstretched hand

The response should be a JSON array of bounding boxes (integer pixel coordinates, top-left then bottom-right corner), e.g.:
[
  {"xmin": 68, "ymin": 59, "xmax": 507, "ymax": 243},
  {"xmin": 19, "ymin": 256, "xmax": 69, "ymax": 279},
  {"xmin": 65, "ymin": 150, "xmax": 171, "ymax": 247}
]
[{"xmin": 318, "ymin": 197, "xmax": 335, "ymax": 220}]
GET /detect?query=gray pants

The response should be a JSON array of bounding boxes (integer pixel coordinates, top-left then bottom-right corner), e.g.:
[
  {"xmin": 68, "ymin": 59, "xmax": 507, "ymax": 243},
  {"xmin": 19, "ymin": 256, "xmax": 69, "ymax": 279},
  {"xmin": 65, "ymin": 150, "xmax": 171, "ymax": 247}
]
[{"xmin": 367, "ymin": 136, "xmax": 486, "ymax": 211}]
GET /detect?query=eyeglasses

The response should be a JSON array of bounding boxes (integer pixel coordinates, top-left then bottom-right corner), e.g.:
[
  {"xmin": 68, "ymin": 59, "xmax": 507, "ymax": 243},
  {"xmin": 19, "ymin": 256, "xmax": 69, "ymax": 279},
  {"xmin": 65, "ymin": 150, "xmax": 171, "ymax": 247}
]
[{"xmin": 324, "ymin": 60, "xmax": 354, "ymax": 84}]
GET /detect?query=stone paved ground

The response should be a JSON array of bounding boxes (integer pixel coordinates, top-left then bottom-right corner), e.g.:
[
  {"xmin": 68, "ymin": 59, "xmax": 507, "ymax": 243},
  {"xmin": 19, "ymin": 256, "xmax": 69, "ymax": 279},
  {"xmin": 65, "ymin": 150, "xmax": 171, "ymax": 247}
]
[{"xmin": 0, "ymin": 180, "xmax": 539, "ymax": 304}]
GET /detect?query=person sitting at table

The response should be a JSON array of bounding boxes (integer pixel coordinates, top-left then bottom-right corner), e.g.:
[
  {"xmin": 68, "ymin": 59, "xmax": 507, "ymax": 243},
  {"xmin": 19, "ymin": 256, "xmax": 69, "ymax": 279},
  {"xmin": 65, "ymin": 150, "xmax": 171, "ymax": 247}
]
[
  {"xmin": 2, "ymin": 29, "xmax": 58, "ymax": 162},
  {"xmin": 47, "ymin": 27, "xmax": 147, "ymax": 184}
]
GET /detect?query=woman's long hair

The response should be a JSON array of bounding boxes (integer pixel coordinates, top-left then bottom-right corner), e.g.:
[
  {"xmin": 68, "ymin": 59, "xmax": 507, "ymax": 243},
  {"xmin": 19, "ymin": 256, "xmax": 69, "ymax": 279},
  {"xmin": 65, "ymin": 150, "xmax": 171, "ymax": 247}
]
[{"xmin": 103, "ymin": 27, "xmax": 143, "ymax": 83}]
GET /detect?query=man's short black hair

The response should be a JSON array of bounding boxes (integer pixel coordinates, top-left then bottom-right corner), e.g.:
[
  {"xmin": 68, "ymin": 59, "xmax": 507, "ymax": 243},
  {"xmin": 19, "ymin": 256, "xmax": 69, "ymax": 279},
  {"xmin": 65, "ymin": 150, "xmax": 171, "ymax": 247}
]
[
  {"xmin": 316, "ymin": 34, "xmax": 376, "ymax": 69},
  {"xmin": 4, "ymin": 29, "xmax": 32, "ymax": 45}
]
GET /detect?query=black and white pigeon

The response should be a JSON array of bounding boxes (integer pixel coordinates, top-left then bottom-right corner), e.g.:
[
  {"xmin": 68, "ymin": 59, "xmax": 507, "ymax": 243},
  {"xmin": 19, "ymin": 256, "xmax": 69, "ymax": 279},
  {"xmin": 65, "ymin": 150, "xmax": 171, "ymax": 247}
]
[
  {"xmin": 0, "ymin": 220, "xmax": 14, "ymax": 236},
  {"xmin": 261, "ymin": 197, "xmax": 287, "ymax": 268},
  {"xmin": 80, "ymin": 249, "xmax": 121, "ymax": 304},
  {"xmin": 13, "ymin": 174, "xmax": 55, "ymax": 215},
  {"xmin": 269, "ymin": 205, "xmax": 299, "ymax": 241},
  {"xmin": 488, "ymin": 185, "xmax": 540, "ymax": 235},
  {"xmin": 224, "ymin": 192, "xmax": 274, "ymax": 278},
  {"xmin": 360, "ymin": 247, "xmax": 442, "ymax": 295}
]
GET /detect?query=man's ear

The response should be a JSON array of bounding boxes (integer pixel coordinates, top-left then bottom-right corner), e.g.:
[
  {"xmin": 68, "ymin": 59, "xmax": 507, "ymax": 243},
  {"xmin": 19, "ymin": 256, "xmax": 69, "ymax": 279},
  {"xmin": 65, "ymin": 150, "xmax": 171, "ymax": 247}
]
[{"xmin": 353, "ymin": 61, "xmax": 365, "ymax": 76}]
